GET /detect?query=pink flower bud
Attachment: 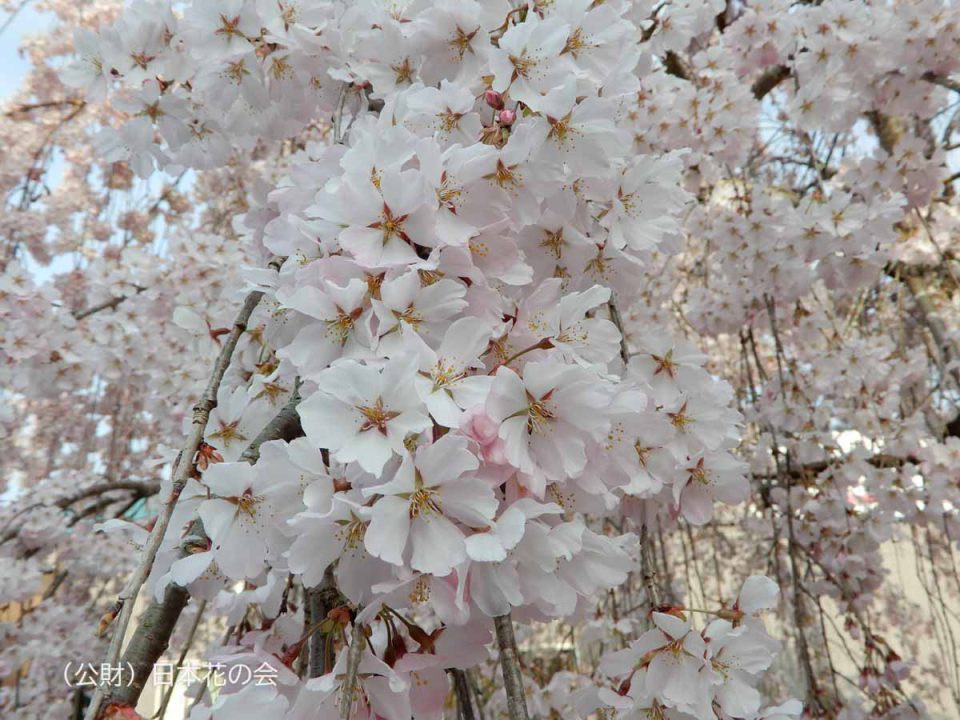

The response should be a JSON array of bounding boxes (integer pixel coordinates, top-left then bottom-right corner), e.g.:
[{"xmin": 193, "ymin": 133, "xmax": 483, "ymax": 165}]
[
  {"xmin": 498, "ymin": 109, "xmax": 516, "ymax": 125},
  {"xmin": 484, "ymin": 89, "xmax": 504, "ymax": 110},
  {"xmin": 461, "ymin": 405, "xmax": 499, "ymax": 445},
  {"xmin": 460, "ymin": 405, "xmax": 508, "ymax": 464}
]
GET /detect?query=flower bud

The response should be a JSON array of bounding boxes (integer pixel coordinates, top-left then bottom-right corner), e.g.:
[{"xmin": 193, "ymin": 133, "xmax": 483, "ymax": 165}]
[
  {"xmin": 498, "ymin": 109, "xmax": 516, "ymax": 125},
  {"xmin": 484, "ymin": 89, "xmax": 504, "ymax": 110}
]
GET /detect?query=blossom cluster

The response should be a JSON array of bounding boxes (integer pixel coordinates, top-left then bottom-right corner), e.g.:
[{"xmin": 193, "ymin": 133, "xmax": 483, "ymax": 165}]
[
  {"xmin": 5, "ymin": 0, "xmax": 960, "ymax": 718},
  {"xmin": 57, "ymin": 0, "xmax": 800, "ymax": 717}
]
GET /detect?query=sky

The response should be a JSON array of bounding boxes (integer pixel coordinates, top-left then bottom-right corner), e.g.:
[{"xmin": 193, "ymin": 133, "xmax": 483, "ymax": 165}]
[
  {"xmin": 2, "ymin": 3, "xmax": 79, "ymax": 283},
  {"xmin": 0, "ymin": 3, "xmax": 52, "ymax": 100}
]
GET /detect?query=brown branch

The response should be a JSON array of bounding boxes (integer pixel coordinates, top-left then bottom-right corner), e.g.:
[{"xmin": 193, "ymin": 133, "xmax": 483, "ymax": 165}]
[
  {"xmin": 0, "ymin": 481, "xmax": 159, "ymax": 545},
  {"xmin": 86, "ymin": 285, "xmax": 269, "ymax": 720},
  {"xmin": 883, "ymin": 261, "xmax": 960, "ymax": 387},
  {"xmin": 340, "ymin": 619, "xmax": 365, "ymax": 720},
  {"xmin": 72, "ymin": 286, "xmax": 146, "ymax": 320},
  {"xmin": 4, "ymin": 98, "xmax": 85, "ymax": 117},
  {"xmin": 55, "ymin": 480, "xmax": 160, "ymax": 508},
  {"xmin": 2, "ymin": 101, "xmax": 86, "ymax": 271},
  {"xmin": 306, "ymin": 567, "xmax": 340, "ymax": 678},
  {"xmin": 922, "ymin": 72, "xmax": 960, "ymax": 94},
  {"xmin": 662, "ymin": 56, "xmax": 789, "ymax": 101},
  {"xmin": 493, "ymin": 614, "xmax": 530, "ymax": 720},
  {"xmin": 451, "ymin": 669, "xmax": 478, "ymax": 720},
  {"xmin": 663, "ymin": 51, "xmax": 693, "ymax": 82},
  {"xmin": 97, "ymin": 386, "xmax": 303, "ymax": 715},
  {"xmin": 866, "ymin": 111, "xmax": 905, "ymax": 155},
  {"xmin": 154, "ymin": 599, "xmax": 207, "ymax": 719},
  {"xmin": 752, "ymin": 65, "xmax": 791, "ymax": 100},
  {"xmin": 752, "ymin": 452, "xmax": 918, "ymax": 481},
  {"xmin": 239, "ymin": 384, "xmax": 303, "ymax": 464},
  {"xmin": 107, "ymin": 583, "xmax": 191, "ymax": 710},
  {"xmin": 607, "ymin": 300, "xmax": 631, "ymax": 366},
  {"xmin": 904, "ymin": 274, "xmax": 960, "ymax": 387}
]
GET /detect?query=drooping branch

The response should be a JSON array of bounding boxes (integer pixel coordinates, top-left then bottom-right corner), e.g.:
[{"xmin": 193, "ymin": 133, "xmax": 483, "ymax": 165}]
[
  {"xmin": 451, "ymin": 668, "xmax": 478, "ymax": 720},
  {"xmin": 0, "ymin": 480, "xmax": 160, "ymax": 545},
  {"xmin": 880, "ymin": 261, "xmax": 960, "ymax": 390},
  {"xmin": 72, "ymin": 286, "xmax": 146, "ymax": 320},
  {"xmin": 85, "ymin": 284, "xmax": 270, "ymax": 720},
  {"xmin": 54, "ymin": 480, "xmax": 160, "ymax": 508},
  {"xmin": 306, "ymin": 567, "xmax": 340, "ymax": 678},
  {"xmin": 904, "ymin": 274, "xmax": 960, "ymax": 388},
  {"xmin": 105, "ymin": 583, "xmax": 191, "ymax": 711},
  {"xmin": 638, "ymin": 523, "xmax": 662, "ymax": 614},
  {"xmin": 610, "ymin": 299, "xmax": 671, "ymax": 609},
  {"xmin": 751, "ymin": 452, "xmax": 919, "ymax": 481},
  {"xmin": 339, "ymin": 619, "xmax": 365, "ymax": 720},
  {"xmin": 492, "ymin": 614, "xmax": 530, "ymax": 720},
  {"xmin": 155, "ymin": 599, "xmax": 207, "ymax": 720},
  {"xmin": 98, "ymin": 387, "xmax": 304, "ymax": 714}
]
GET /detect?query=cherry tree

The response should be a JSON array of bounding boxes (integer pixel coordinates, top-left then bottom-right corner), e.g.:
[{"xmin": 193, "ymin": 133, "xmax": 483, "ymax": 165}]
[{"xmin": 2, "ymin": 1, "xmax": 960, "ymax": 719}]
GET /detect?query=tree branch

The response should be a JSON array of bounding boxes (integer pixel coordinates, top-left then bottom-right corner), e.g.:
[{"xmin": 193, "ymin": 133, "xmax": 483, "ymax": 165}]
[
  {"xmin": 752, "ymin": 65, "xmax": 791, "ymax": 100},
  {"xmin": 306, "ymin": 567, "xmax": 340, "ymax": 678},
  {"xmin": 107, "ymin": 583, "xmax": 191, "ymax": 710},
  {"xmin": 752, "ymin": 452, "xmax": 919, "ymax": 481},
  {"xmin": 663, "ymin": 51, "xmax": 694, "ymax": 82},
  {"xmin": 451, "ymin": 669, "xmax": 478, "ymax": 720},
  {"xmin": 904, "ymin": 273, "xmax": 960, "ymax": 387},
  {"xmin": 340, "ymin": 619, "xmax": 365, "ymax": 720},
  {"xmin": 922, "ymin": 71, "xmax": 960, "ymax": 94},
  {"xmin": 72, "ymin": 286, "xmax": 146, "ymax": 320},
  {"xmin": 493, "ymin": 614, "xmax": 529, "ymax": 720},
  {"xmin": 155, "ymin": 599, "xmax": 207, "ymax": 720},
  {"xmin": 96, "ymin": 386, "xmax": 304, "ymax": 715},
  {"xmin": 85, "ymin": 285, "xmax": 269, "ymax": 720},
  {"xmin": 55, "ymin": 480, "xmax": 160, "ymax": 509}
]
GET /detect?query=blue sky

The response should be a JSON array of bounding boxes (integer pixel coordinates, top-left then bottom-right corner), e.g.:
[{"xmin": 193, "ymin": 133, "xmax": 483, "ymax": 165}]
[
  {"xmin": 2, "ymin": 6, "xmax": 72, "ymax": 278},
  {"xmin": 0, "ymin": 4, "xmax": 53, "ymax": 100}
]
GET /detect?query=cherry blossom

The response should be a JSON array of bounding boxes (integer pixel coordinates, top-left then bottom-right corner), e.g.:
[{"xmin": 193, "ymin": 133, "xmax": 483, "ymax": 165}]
[{"xmin": 6, "ymin": 0, "xmax": 960, "ymax": 718}]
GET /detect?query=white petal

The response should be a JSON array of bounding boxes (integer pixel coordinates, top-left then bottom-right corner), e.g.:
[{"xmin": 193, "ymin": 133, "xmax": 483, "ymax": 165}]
[{"xmin": 364, "ymin": 495, "xmax": 411, "ymax": 566}]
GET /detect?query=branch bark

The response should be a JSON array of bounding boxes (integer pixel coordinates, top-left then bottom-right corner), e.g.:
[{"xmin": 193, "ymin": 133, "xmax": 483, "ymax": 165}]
[
  {"xmin": 493, "ymin": 614, "xmax": 529, "ymax": 720},
  {"xmin": 866, "ymin": 110, "xmax": 905, "ymax": 155},
  {"xmin": 904, "ymin": 273, "xmax": 960, "ymax": 387},
  {"xmin": 155, "ymin": 599, "xmax": 207, "ymax": 720},
  {"xmin": 72, "ymin": 285, "xmax": 147, "ymax": 320},
  {"xmin": 96, "ymin": 387, "xmax": 304, "ymax": 715},
  {"xmin": 107, "ymin": 583, "xmax": 191, "ymax": 710},
  {"xmin": 55, "ymin": 480, "xmax": 160, "ymax": 508},
  {"xmin": 752, "ymin": 64, "xmax": 791, "ymax": 100},
  {"xmin": 306, "ymin": 567, "xmax": 340, "ymax": 678},
  {"xmin": 85, "ymin": 286, "xmax": 268, "ymax": 720},
  {"xmin": 451, "ymin": 668, "xmax": 478, "ymax": 720},
  {"xmin": 663, "ymin": 50, "xmax": 694, "ymax": 82},
  {"xmin": 339, "ymin": 619, "xmax": 365, "ymax": 720},
  {"xmin": 922, "ymin": 71, "xmax": 960, "ymax": 94}
]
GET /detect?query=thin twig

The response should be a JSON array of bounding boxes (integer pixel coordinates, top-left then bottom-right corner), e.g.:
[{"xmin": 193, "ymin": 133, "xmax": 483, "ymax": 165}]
[
  {"xmin": 0, "ymin": 0, "xmax": 31, "ymax": 40},
  {"xmin": 607, "ymin": 300, "xmax": 631, "ymax": 366}
]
